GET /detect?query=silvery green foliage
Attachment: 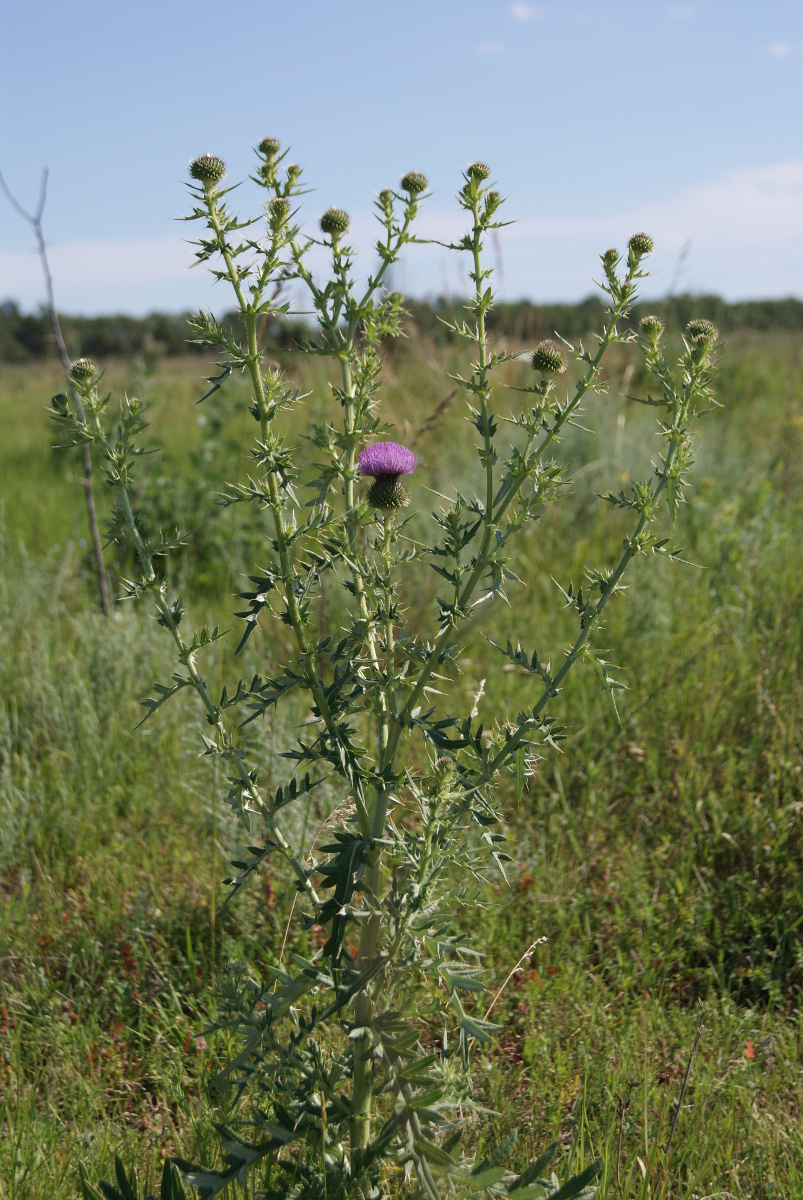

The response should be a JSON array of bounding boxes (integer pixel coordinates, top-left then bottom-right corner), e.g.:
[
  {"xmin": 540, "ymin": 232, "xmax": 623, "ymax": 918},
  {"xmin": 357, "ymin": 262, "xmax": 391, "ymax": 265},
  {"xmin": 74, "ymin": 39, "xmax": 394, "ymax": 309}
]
[{"xmin": 57, "ymin": 140, "xmax": 718, "ymax": 1200}]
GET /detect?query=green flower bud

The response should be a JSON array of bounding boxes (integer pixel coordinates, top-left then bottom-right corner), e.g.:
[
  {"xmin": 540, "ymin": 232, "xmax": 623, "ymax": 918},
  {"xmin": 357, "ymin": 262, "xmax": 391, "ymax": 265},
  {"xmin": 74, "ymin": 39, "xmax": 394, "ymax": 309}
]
[
  {"xmin": 467, "ymin": 161, "xmax": 491, "ymax": 182},
  {"xmin": 531, "ymin": 340, "xmax": 567, "ymax": 375},
  {"xmin": 319, "ymin": 207, "xmax": 350, "ymax": 237},
  {"xmin": 601, "ymin": 248, "xmax": 619, "ymax": 271},
  {"xmin": 484, "ymin": 190, "xmax": 502, "ymax": 221},
  {"xmin": 69, "ymin": 357, "xmax": 97, "ymax": 382},
  {"xmin": 367, "ymin": 476, "xmax": 410, "ymax": 512},
  {"xmin": 189, "ymin": 154, "xmax": 227, "ymax": 189},
  {"xmin": 268, "ymin": 197, "xmax": 291, "ymax": 227},
  {"xmin": 639, "ymin": 314, "xmax": 664, "ymax": 339},
  {"xmin": 400, "ymin": 171, "xmax": 428, "ymax": 195},
  {"xmin": 433, "ymin": 756, "xmax": 456, "ymax": 791},
  {"xmin": 286, "ymin": 163, "xmax": 301, "ymax": 182},
  {"xmin": 686, "ymin": 318, "xmax": 718, "ymax": 345},
  {"xmin": 258, "ymin": 136, "xmax": 281, "ymax": 159},
  {"xmin": 628, "ymin": 232, "xmax": 654, "ymax": 259}
]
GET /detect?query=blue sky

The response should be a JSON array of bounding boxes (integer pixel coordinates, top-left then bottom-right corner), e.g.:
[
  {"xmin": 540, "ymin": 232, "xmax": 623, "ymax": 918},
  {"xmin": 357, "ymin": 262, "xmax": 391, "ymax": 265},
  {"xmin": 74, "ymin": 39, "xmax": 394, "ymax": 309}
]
[{"xmin": 1, "ymin": 0, "xmax": 801, "ymax": 314}]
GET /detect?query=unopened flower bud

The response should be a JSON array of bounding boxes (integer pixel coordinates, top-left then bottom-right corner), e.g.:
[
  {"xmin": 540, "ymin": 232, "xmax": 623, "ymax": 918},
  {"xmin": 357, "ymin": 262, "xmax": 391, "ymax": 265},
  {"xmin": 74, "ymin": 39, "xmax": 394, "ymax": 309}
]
[
  {"xmin": 258, "ymin": 136, "xmax": 281, "ymax": 159},
  {"xmin": 601, "ymin": 248, "xmax": 619, "ymax": 271},
  {"xmin": 69, "ymin": 357, "xmax": 97, "ymax": 382},
  {"xmin": 268, "ymin": 197, "xmax": 291, "ymax": 227},
  {"xmin": 628, "ymin": 232, "xmax": 654, "ymax": 260},
  {"xmin": 639, "ymin": 314, "xmax": 664, "ymax": 340},
  {"xmin": 189, "ymin": 154, "xmax": 227, "ymax": 189},
  {"xmin": 433, "ymin": 756, "xmax": 456, "ymax": 790},
  {"xmin": 286, "ymin": 163, "xmax": 301, "ymax": 182},
  {"xmin": 319, "ymin": 207, "xmax": 350, "ymax": 237},
  {"xmin": 531, "ymin": 340, "xmax": 567, "ymax": 375},
  {"xmin": 400, "ymin": 171, "xmax": 428, "ymax": 195},
  {"xmin": 686, "ymin": 318, "xmax": 718, "ymax": 345},
  {"xmin": 467, "ymin": 161, "xmax": 491, "ymax": 182}
]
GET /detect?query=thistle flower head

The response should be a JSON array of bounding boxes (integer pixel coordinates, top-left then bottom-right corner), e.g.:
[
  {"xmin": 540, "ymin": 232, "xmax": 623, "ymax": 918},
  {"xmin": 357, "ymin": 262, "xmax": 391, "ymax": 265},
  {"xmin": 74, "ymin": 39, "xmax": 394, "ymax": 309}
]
[
  {"xmin": 686, "ymin": 318, "xmax": 718, "ymax": 346},
  {"xmin": 401, "ymin": 171, "xmax": 428, "ymax": 196},
  {"xmin": 601, "ymin": 248, "xmax": 619, "ymax": 271},
  {"xmin": 531, "ymin": 340, "xmax": 567, "ymax": 376},
  {"xmin": 628, "ymin": 232, "xmax": 654, "ymax": 259},
  {"xmin": 69, "ymin": 357, "xmax": 97, "ymax": 383},
  {"xmin": 640, "ymin": 314, "xmax": 664, "ymax": 339},
  {"xmin": 189, "ymin": 154, "xmax": 227, "ymax": 189},
  {"xmin": 359, "ymin": 441, "xmax": 417, "ymax": 478},
  {"xmin": 484, "ymin": 190, "xmax": 502, "ymax": 220},
  {"xmin": 258, "ymin": 136, "xmax": 281, "ymax": 159},
  {"xmin": 268, "ymin": 197, "xmax": 291, "ymax": 227},
  {"xmin": 467, "ymin": 161, "xmax": 491, "ymax": 182},
  {"xmin": 319, "ymin": 207, "xmax": 350, "ymax": 237}
]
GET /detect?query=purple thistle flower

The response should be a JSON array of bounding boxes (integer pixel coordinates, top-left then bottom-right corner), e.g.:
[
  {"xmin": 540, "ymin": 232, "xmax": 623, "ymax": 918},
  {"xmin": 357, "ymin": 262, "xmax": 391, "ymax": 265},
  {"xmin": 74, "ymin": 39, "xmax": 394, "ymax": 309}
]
[{"xmin": 358, "ymin": 441, "xmax": 417, "ymax": 479}]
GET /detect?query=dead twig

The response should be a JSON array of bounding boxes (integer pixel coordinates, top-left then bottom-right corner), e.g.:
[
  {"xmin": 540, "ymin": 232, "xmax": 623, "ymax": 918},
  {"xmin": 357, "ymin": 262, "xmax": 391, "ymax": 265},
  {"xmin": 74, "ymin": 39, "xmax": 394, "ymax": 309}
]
[{"xmin": 0, "ymin": 165, "xmax": 110, "ymax": 615}]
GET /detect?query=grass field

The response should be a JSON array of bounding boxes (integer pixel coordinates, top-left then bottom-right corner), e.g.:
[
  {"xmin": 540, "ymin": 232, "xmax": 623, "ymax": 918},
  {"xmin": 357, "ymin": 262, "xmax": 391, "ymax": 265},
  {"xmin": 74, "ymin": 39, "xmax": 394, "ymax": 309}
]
[{"xmin": 1, "ymin": 321, "xmax": 802, "ymax": 1199}]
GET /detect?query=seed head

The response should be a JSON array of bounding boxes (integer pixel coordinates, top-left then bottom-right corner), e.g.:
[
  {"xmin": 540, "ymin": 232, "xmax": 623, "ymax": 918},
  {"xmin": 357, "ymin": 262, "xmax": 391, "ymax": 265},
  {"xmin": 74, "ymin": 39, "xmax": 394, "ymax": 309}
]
[
  {"xmin": 367, "ymin": 477, "xmax": 410, "ymax": 512},
  {"xmin": 69, "ymin": 357, "xmax": 97, "ymax": 383},
  {"xmin": 319, "ymin": 207, "xmax": 350, "ymax": 237},
  {"xmin": 467, "ymin": 162, "xmax": 491, "ymax": 182},
  {"xmin": 628, "ymin": 232, "xmax": 654, "ymax": 259},
  {"xmin": 359, "ymin": 441, "xmax": 417, "ymax": 478},
  {"xmin": 531, "ymin": 340, "xmax": 567, "ymax": 376},
  {"xmin": 189, "ymin": 154, "xmax": 227, "ymax": 188},
  {"xmin": 686, "ymin": 318, "xmax": 718, "ymax": 346},
  {"xmin": 639, "ymin": 314, "xmax": 664, "ymax": 339},
  {"xmin": 400, "ymin": 171, "xmax": 428, "ymax": 195},
  {"xmin": 258, "ymin": 136, "xmax": 281, "ymax": 159}
]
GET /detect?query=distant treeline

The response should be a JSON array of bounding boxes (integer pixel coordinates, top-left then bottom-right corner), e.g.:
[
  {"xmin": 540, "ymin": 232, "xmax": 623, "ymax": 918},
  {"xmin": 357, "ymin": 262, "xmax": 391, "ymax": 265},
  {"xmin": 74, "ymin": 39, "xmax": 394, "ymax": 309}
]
[{"xmin": 2, "ymin": 294, "xmax": 802, "ymax": 362}]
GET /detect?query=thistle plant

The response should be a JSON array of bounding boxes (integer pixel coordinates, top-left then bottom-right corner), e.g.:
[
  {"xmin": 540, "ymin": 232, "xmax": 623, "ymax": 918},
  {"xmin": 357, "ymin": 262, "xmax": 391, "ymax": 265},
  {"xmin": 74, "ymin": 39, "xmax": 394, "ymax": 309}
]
[{"xmin": 62, "ymin": 142, "xmax": 719, "ymax": 1200}]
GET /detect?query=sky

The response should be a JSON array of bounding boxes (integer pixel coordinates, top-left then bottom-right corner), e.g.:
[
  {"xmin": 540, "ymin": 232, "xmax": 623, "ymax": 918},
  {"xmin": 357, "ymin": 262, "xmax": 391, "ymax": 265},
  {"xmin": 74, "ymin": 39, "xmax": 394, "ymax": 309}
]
[{"xmin": 1, "ymin": 0, "xmax": 802, "ymax": 315}]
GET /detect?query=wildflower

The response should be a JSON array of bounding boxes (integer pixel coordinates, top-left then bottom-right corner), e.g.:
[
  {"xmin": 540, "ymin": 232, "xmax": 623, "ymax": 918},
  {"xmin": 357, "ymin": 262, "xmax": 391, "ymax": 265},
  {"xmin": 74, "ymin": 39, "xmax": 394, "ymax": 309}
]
[
  {"xmin": 189, "ymin": 154, "xmax": 226, "ymax": 189},
  {"xmin": 359, "ymin": 441, "xmax": 417, "ymax": 511},
  {"xmin": 69, "ymin": 358, "xmax": 97, "ymax": 383},
  {"xmin": 628, "ymin": 232, "xmax": 654, "ymax": 260},
  {"xmin": 258, "ymin": 137, "xmax": 281, "ymax": 159},
  {"xmin": 531, "ymin": 340, "xmax": 567, "ymax": 376},
  {"xmin": 686, "ymin": 318, "xmax": 718, "ymax": 345},
  {"xmin": 639, "ymin": 314, "xmax": 664, "ymax": 343},
  {"xmin": 319, "ymin": 207, "xmax": 350, "ymax": 237},
  {"xmin": 400, "ymin": 171, "xmax": 428, "ymax": 195},
  {"xmin": 467, "ymin": 162, "xmax": 491, "ymax": 182}
]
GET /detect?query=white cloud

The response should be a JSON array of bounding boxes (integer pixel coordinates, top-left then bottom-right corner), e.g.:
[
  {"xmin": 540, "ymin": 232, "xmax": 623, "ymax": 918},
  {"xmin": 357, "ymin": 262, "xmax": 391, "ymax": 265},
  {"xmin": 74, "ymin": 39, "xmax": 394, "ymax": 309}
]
[
  {"xmin": 511, "ymin": 3, "xmax": 547, "ymax": 22},
  {"xmin": 0, "ymin": 236, "xmax": 203, "ymax": 314},
  {"xmin": 409, "ymin": 160, "xmax": 803, "ymax": 301},
  {"xmin": 476, "ymin": 40, "xmax": 503, "ymax": 56},
  {"xmin": 767, "ymin": 41, "xmax": 799, "ymax": 58}
]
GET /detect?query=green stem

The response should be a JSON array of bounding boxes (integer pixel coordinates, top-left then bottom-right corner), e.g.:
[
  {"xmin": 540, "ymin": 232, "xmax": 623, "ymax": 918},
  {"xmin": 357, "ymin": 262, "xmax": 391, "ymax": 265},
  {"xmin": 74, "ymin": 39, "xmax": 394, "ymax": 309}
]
[
  {"xmin": 204, "ymin": 193, "xmax": 340, "ymax": 745},
  {"xmin": 384, "ymin": 273, "xmax": 636, "ymax": 768},
  {"xmin": 112, "ymin": 477, "xmax": 321, "ymax": 909}
]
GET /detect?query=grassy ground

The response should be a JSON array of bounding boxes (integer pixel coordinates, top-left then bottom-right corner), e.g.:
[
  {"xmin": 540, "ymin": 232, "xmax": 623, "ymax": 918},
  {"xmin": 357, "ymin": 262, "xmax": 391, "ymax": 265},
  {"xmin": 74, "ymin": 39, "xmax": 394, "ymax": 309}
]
[{"xmin": 1, "ymin": 324, "xmax": 802, "ymax": 1199}]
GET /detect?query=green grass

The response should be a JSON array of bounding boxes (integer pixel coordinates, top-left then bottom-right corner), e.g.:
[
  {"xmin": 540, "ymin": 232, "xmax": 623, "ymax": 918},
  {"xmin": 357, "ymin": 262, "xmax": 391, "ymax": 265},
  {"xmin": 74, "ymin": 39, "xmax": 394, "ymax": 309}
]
[{"xmin": 1, "ymin": 327, "xmax": 802, "ymax": 1198}]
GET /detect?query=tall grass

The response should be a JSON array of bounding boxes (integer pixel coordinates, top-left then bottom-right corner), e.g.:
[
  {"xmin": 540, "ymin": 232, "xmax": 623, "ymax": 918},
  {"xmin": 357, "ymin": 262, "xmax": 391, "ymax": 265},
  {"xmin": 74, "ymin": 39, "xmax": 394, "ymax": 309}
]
[{"xmin": 1, "ymin": 327, "xmax": 801, "ymax": 1198}]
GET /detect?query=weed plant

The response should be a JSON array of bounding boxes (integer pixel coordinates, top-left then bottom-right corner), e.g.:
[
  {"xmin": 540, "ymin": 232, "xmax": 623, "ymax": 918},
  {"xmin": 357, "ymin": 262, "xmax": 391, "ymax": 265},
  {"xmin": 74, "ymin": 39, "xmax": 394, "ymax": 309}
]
[
  {"xmin": 40, "ymin": 137, "xmax": 728, "ymax": 1200},
  {"xmin": 2, "ymin": 332, "xmax": 803, "ymax": 1198}
]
